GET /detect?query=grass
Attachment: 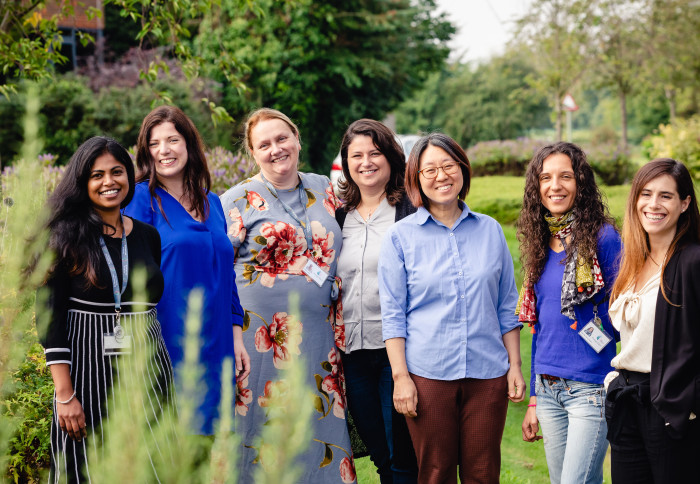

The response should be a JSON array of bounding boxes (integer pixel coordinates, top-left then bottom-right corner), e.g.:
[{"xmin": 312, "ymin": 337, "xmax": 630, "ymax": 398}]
[{"xmin": 356, "ymin": 175, "xmax": 631, "ymax": 483}]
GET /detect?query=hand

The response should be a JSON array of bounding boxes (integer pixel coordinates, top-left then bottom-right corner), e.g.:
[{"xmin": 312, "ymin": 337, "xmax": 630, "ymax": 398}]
[
  {"xmin": 393, "ymin": 374, "xmax": 418, "ymax": 418},
  {"xmin": 233, "ymin": 326, "xmax": 251, "ymax": 382},
  {"xmin": 522, "ymin": 405, "xmax": 542, "ymax": 442},
  {"xmin": 56, "ymin": 397, "xmax": 87, "ymax": 441},
  {"xmin": 507, "ymin": 365, "xmax": 526, "ymax": 402}
]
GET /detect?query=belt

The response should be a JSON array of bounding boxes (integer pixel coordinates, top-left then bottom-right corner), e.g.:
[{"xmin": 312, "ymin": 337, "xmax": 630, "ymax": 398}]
[{"xmin": 541, "ymin": 374, "xmax": 561, "ymax": 383}]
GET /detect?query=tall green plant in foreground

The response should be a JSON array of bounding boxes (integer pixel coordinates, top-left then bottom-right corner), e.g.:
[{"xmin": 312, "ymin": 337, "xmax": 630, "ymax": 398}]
[{"xmin": 1, "ymin": 86, "xmax": 313, "ymax": 481}]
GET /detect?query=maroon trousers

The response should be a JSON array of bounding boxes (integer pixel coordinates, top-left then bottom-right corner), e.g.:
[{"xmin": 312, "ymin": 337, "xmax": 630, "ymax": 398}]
[{"xmin": 404, "ymin": 373, "xmax": 508, "ymax": 484}]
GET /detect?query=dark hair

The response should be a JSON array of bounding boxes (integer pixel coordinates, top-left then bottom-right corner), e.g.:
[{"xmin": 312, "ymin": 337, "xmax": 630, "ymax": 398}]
[
  {"xmin": 612, "ymin": 158, "xmax": 700, "ymax": 303},
  {"xmin": 337, "ymin": 119, "xmax": 406, "ymax": 210},
  {"xmin": 135, "ymin": 105, "xmax": 210, "ymax": 220},
  {"xmin": 404, "ymin": 133, "xmax": 471, "ymax": 208},
  {"xmin": 517, "ymin": 142, "xmax": 616, "ymax": 284},
  {"xmin": 47, "ymin": 136, "xmax": 135, "ymax": 286}
]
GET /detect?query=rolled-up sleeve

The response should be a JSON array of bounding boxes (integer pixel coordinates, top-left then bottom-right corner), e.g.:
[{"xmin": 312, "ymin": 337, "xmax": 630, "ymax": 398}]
[
  {"xmin": 378, "ymin": 228, "xmax": 408, "ymax": 341},
  {"xmin": 496, "ymin": 224, "xmax": 521, "ymax": 335}
]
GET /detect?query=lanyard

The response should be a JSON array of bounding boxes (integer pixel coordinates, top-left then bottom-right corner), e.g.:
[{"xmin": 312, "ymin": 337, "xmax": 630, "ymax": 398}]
[
  {"xmin": 259, "ymin": 173, "xmax": 314, "ymax": 252},
  {"xmin": 99, "ymin": 215, "xmax": 128, "ymax": 323}
]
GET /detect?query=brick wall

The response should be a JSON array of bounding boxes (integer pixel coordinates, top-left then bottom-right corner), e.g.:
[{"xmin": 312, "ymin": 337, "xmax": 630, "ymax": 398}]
[{"xmin": 41, "ymin": 0, "xmax": 105, "ymax": 30}]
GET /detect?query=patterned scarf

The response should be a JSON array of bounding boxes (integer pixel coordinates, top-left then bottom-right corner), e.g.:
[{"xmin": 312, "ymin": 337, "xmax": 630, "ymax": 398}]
[{"xmin": 516, "ymin": 211, "xmax": 605, "ymax": 332}]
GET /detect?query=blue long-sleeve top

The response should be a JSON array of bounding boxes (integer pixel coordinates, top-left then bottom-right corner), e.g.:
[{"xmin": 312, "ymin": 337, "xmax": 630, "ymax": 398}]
[
  {"xmin": 529, "ymin": 223, "xmax": 622, "ymax": 396},
  {"xmin": 124, "ymin": 182, "xmax": 243, "ymax": 434},
  {"xmin": 378, "ymin": 202, "xmax": 522, "ymax": 381}
]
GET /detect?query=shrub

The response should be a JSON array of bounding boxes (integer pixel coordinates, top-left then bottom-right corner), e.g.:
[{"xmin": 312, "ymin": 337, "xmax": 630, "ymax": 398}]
[
  {"xmin": 207, "ymin": 147, "xmax": 257, "ymax": 195},
  {"xmin": 467, "ymin": 139, "xmax": 549, "ymax": 177},
  {"xmin": 585, "ymin": 143, "xmax": 633, "ymax": 186},
  {"xmin": 646, "ymin": 116, "xmax": 700, "ymax": 179}
]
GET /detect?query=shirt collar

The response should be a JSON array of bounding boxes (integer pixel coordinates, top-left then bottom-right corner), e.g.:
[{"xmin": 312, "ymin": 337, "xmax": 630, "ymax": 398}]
[{"xmin": 414, "ymin": 200, "xmax": 476, "ymax": 227}]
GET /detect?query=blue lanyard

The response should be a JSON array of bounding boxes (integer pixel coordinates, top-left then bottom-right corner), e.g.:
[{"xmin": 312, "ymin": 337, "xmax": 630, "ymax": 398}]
[
  {"xmin": 259, "ymin": 173, "xmax": 314, "ymax": 251},
  {"xmin": 99, "ymin": 215, "xmax": 128, "ymax": 320}
]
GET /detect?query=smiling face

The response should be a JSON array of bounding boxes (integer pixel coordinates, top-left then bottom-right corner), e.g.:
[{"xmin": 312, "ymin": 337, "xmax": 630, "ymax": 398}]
[
  {"xmin": 539, "ymin": 153, "xmax": 577, "ymax": 217},
  {"xmin": 346, "ymin": 135, "xmax": 391, "ymax": 195},
  {"xmin": 249, "ymin": 118, "xmax": 301, "ymax": 189},
  {"xmin": 636, "ymin": 174, "xmax": 690, "ymax": 242},
  {"xmin": 148, "ymin": 122, "xmax": 188, "ymax": 184},
  {"xmin": 418, "ymin": 144, "xmax": 463, "ymax": 209},
  {"xmin": 88, "ymin": 152, "xmax": 129, "ymax": 217}
]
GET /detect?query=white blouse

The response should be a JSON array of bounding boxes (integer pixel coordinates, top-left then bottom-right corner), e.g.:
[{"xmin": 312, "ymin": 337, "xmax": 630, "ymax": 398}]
[{"xmin": 608, "ymin": 269, "xmax": 661, "ymax": 374}]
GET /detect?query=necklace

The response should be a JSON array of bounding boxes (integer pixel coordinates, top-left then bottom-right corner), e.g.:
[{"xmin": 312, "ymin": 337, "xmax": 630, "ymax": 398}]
[{"xmin": 358, "ymin": 193, "xmax": 385, "ymax": 220}]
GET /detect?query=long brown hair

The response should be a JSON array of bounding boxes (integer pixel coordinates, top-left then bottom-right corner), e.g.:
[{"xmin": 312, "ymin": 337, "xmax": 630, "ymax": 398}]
[
  {"xmin": 611, "ymin": 158, "xmax": 700, "ymax": 303},
  {"xmin": 135, "ymin": 105, "xmax": 211, "ymax": 220},
  {"xmin": 517, "ymin": 142, "xmax": 615, "ymax": 284},
  {"xmin": 338, "ymin": 119, "xmax": 406, "ymax": 211}
]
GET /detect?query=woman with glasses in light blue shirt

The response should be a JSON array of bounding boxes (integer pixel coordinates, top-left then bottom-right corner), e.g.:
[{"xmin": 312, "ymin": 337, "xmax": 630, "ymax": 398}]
[{"xmin": 378, "ymin": 133, "xmax": 525, "ymax": 484}]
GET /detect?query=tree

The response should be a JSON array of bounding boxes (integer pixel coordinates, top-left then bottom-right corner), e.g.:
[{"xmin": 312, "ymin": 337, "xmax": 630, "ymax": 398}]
[
  {"xmin": 587, "ymin": 0, "xmax": 648, "ymax": 152},
  {"xmin": 395, "ymin": 51, "xmax": 551, "ymax": 148},
  {"xmin": 195, "ymin": 0, "xmax": 455, "ymax": 171},
  {"xmin": 514, "ymin": 0, "xmax": 592, "ymax": 141}
]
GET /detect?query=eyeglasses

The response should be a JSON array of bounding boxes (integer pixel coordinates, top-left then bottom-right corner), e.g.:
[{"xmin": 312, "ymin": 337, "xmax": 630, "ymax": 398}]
[{"xmin": 419, "ymin": 162, "xmax": 460, "ymax": 179}]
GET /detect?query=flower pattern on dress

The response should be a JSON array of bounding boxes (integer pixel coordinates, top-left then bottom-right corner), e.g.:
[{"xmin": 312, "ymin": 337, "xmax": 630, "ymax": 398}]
[
  {"xmin": 246, "ymin": 190, "xmax": 269, "ymax": 211},
  {"xmin": 323, "ymin": 183, "xmax": 341, "ymax": 216},
  {"xmin": 314, "ymin": 347, "xmax": 346, "ymax": 419},
  {"xmin": 257, "ymin": 379, "xmax": 289, "ymax": 408},
  {"xmin": 339, "ymin": 456, "xmax": 356, "ymax": 483},
  {"xmin": 236, "ymin": 376, "xmax": 253, "ymax": 416},
  {"xmin": 255, "ymin": 311, "xmax": 303, "ymax": 369},
  {"xmin": 308, "ymin": 220, "xmax": 336, "ymax": 274},
  {"xmin": 253, "ymin": 221, "xmax": 308, "ymax": 287},
  {"xmin": 227, "ymin": 206, "xmax": 247, "ymax": 244}
]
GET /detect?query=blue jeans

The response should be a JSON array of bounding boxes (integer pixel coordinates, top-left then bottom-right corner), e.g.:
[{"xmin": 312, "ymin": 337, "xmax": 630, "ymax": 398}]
[
  {"xmin": 535, "ymin": 375, "xmax": 608, "ymax": 484},
  {"xmin": 342, "ymin": 349, "xmax": 417, "ymax": 484}
]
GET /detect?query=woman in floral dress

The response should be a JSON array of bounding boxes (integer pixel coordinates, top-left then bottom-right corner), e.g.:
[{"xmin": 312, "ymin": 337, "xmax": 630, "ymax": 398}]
[{"xmin": 221, "ymin": 108, "xmax": 356, "ymax": 483}]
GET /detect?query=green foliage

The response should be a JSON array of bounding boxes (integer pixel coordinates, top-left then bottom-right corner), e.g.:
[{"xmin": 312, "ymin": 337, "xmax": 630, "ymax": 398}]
[
  {"xmin": 0, "ymin": 74, "xmax": 231, "ymax": 165},
  {"xmin": 586, "ymin": 143, "xmax": 633, "ymax": 185},
  {"xmin": 195, "ymin": 0, "xmax": 455, "ymax": 172},
  {"xmin": 647, "ymin": 115, "xmax": 700, "ymax": 178},
  {"xmin": 395, "ymin": 54, "xmax": 551, "ymax": 148},
  {"xmin": 466, "ymin": 139, "xmax": 549, "ymax": 177},
  {"xmin": 3, "ymin": 336, "xmax": 53, "ymax": 483}
]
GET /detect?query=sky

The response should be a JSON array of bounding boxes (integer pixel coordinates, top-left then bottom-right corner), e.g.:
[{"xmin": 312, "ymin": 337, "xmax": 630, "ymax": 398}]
[{"xmin": 435, "ymin": 0, "xmax": 532, "ymax": 63}]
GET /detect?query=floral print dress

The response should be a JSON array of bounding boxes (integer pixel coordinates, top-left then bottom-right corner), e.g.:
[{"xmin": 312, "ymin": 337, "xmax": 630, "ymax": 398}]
[{"xmin": 221, "ymin": 173, "xmax": 356, "ymax": 484}]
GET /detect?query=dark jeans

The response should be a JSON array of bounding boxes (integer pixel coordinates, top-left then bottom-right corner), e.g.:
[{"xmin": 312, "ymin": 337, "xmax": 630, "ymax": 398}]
[
  {"xmin": 342, "ymin": 348, "xmax": 418, "ymax": 484},
  {"xmin": 607, "ymin": 371, "xmax": 700, "ymax": 484}
]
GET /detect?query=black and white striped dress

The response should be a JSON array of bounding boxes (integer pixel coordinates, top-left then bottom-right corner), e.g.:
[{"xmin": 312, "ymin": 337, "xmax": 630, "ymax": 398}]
[{"xmin": 40, "ymin": 219, "xmax": 177, "ymax": 483}]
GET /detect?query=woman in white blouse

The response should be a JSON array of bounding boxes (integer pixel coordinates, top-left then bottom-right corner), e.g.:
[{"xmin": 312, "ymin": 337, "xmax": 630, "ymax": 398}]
[
  {"xmin": 335, "ymin": 119, "xmax": 418, "ymax": 484},
  {"xmin": 606, "ymin": 158, "xmax": 700, "ymax": 484}
]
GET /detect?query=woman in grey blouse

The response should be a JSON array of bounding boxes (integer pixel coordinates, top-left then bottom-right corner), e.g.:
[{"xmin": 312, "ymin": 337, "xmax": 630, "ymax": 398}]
[{"xmin": 335, "ymin": 119, "xmax": 418, "ymax": 484}]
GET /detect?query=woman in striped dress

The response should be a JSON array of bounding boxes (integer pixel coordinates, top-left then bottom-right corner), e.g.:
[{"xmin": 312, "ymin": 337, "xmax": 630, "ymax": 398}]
[{"xmin": 38, "ymin": 136, "xmax": 176, "ymax": 482}]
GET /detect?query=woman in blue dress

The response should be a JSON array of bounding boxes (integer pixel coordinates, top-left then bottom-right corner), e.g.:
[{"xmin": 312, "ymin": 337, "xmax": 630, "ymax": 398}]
[{"xmin": 124, "ymin": 105, "xmax": 250, "ymax": 435}]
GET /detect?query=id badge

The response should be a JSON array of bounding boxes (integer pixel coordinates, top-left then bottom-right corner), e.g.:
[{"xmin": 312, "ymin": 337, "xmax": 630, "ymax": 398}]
[
  {"xmin": 103, "ymin": 325, "xmax": 132, "ymax": 356},
  {"xmin": 578, "ymin": 317, "xmax": 612, "ymax": 353},
  {"xmin": 302, "ymin": 259, "xmax": 328, "ymax": 287}
]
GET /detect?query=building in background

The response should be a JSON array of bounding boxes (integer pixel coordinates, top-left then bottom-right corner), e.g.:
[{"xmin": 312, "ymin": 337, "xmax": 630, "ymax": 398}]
[{"xmin": 41, "ymin": 1, "xmax": 105, "ymax": 70}]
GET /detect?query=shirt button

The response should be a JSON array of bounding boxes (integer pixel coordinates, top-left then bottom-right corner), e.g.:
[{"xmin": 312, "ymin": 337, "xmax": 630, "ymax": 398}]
[
  {"xmin": 461, "ymin": 341, "xmax": 466, "ymax": 345},
  {"xmin": 458, "ymin": 271, "xmax": 463, "ymax": 276},
  {"xmin": 460, "ymin": 295, "xmax": 465, "ymax": 299},
  {"xmin": 449, "ymin": 233, "xmax": 454, "ymax": 237}
]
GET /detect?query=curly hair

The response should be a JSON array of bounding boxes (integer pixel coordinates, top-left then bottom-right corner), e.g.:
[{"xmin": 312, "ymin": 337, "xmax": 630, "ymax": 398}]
[
  {"xmin": 135, "ymin": 105, "xmax": 211, "ymax": 221},
  {"xmin": 47, "ymin": 136, "xmax": 135, "ymax": 286},
  {"xmin": 337, "ymin": 119, "xmax": 406, "ymax": 211},
  {"xmin": 516, "ymin": 142, "xmax": 616, "ymax": 284},
  {"xmin": 612, "ymin": 158, "xmax": 700, "ymax": 304}
]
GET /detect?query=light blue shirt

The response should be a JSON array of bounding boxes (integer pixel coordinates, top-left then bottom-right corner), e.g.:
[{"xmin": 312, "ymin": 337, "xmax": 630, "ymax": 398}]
[{"xmin": 378, "ymin": 202, "xmax": 521, "ymax": 381}]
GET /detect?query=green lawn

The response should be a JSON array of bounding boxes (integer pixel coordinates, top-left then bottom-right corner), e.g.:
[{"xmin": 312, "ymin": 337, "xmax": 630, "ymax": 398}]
[{"xmin": 356, "ymin": 176, "xmax": 629, "ymax": 483}]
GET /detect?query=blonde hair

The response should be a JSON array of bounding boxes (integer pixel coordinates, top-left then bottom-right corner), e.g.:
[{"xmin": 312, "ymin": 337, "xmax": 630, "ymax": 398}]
[{"xmin": 244, "ymin": 108, "xmax": 301, "ymax": 156}]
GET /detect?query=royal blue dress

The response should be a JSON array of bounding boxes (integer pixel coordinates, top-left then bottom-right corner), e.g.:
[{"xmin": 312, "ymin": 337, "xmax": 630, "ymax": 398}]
[{"xmin": 124, "ymin": 181, "xmax": 244, "ymax": 435}]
